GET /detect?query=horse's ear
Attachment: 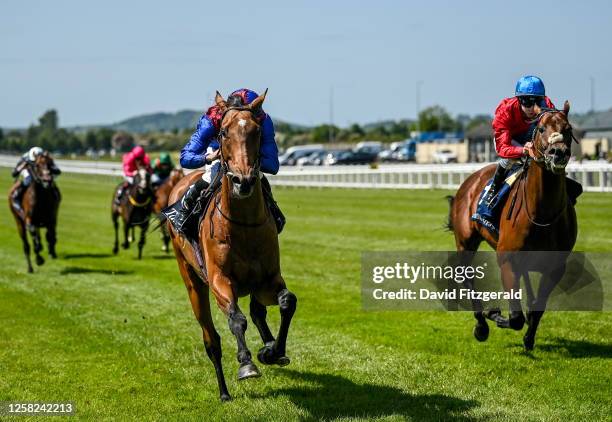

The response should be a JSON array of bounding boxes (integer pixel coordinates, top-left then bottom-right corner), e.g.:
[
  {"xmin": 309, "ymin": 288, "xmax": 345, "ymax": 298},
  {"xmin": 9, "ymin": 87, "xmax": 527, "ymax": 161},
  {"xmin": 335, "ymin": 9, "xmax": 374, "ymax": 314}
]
[
  {"xmin": 215, "ymin": 91, "xmax": 226, "ymax": 108},
  {"xmin": 249, "ymin": 89, "xmax": 268, "ymax": 113},
  {"xmin": 563, "ymin": 100, "xmax": 570, "ymax": 116}
]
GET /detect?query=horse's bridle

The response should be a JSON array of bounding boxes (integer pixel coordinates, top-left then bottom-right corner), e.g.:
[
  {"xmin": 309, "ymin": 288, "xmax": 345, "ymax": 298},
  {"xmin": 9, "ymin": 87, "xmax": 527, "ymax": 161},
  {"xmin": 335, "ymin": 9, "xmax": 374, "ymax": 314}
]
[
  {"xmin": 217, "ymin": 106, "xmax": 262, "ymax": 179},
  {"xmin": 529, "ymin": 108, "xmax": 578, "ymax": 167}
]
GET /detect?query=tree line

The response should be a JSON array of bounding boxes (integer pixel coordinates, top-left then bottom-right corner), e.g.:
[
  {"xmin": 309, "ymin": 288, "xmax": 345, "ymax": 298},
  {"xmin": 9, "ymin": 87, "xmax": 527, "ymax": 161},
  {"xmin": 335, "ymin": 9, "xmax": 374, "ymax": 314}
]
[{"xmin": 0, "ymin": 107, "xmax": 493, "ymax": 155}]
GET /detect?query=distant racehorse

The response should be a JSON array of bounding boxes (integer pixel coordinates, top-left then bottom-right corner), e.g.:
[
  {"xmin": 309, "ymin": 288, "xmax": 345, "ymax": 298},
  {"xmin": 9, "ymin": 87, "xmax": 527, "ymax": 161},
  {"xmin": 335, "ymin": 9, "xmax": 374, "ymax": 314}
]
[
  {"xmin": 167, "ymin": 90, "xmax": 297, "ymax": 401},
  {"xmin": 153, "ymin": 167, "xmax": 184, "ymax": 252},
  {"xmin": 9, "ymin": 152, "xmax": 61, "ymax": 273},
  {"xmin": 112, "ymin": 167, "xmax": 154, "ymax": 259},
  {"xmin": 448, "ymin": 101, "xmax": 578, "ymax": 350}
]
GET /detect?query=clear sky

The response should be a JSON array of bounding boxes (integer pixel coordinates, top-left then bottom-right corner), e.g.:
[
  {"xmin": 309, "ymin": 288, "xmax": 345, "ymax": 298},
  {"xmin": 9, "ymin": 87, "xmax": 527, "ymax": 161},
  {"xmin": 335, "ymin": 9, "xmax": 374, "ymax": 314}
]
[{"xmin": 2, "ymin": 0, "xmax": 611, "ymax": 128}]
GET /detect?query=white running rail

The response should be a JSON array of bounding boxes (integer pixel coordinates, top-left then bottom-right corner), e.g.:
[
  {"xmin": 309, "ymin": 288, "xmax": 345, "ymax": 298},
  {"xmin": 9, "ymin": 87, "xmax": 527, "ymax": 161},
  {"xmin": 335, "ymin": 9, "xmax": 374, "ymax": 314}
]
[{"xmin": 1, "ymin": 155, "xmax": 611, "ymax": 192}]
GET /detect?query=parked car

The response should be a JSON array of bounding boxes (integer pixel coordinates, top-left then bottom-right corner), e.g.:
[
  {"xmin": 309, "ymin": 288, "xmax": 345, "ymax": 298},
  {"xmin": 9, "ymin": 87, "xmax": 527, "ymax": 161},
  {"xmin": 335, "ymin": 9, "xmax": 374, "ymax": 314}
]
[
  {"xmin": 378, "ymin": 140, "xmax": 417, "ymax": 162},
  {"xmin": 296, "ymin": 149, "xmax": 327, "ymax": 166},
  {"xmin": 327, "ymin": 149, "xmax": 378, "ymax": 165},
  {"xmin": 279, "ymin": 145, "xmax": 324, "ymax": 166},
  {"xmin": 432, "ymin": 149, "xmax": 458, "ymax": 164},
  {"xmin": 355, "ymin": 141, "xmax": 383, "ymax": 155}
]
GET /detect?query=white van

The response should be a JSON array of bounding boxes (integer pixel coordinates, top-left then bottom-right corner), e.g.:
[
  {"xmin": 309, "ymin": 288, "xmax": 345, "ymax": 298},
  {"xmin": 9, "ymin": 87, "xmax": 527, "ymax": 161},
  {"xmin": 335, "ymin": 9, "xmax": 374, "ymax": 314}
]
[{"xmin": 279, "ymin": 145, "xmax": 325, "ymax": 166}]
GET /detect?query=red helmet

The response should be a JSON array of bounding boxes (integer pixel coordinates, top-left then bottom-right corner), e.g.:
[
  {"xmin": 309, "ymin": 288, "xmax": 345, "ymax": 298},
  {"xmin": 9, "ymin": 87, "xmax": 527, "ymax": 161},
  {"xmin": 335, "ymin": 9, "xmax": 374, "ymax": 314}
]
[{"xmin": 132, "ymin": 145, "xmax": 145, "ymax": 159}]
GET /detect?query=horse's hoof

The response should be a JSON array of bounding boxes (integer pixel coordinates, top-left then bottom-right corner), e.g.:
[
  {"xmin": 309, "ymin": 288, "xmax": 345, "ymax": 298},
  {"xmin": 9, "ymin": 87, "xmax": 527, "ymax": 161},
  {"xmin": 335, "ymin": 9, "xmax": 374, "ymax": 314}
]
[
  {"xmin": 122, "ymin": 243, "xmax": 129, "ymax": 250},
  {"xmin": 220, "ymin": 393, "xmax": 232, "ymax": 402},
  {"xmin": 509, "ymin": 312, "xmax": 525, "ymax": 331},
  {"xmin": 36, "ymin": 256, "xmax": 45, "ymax": 266},
  {"xmin": 523, "ymin": 335, "xmax": 535, "ymax": 351},
  {"xmin": 473, "ymin": 323, "xmax": 489, "ymax": 342},
  {"xmin": 50, "ymin": 252, "xmax": 57, "ymax": 259},
  {"xmin": 237, "ymin": 362, "xmax": 261, "ymax": 380},
  {"xmin": 112, "ymin": 247, "xmax": 118, "ymax": 255},
  {"xmin": 257, "ymin": 345, "xmax": 290, "ymax": 366},
  {"xmin": 27, "ymin": 267, "xmax": 34, "ymax": 273}
]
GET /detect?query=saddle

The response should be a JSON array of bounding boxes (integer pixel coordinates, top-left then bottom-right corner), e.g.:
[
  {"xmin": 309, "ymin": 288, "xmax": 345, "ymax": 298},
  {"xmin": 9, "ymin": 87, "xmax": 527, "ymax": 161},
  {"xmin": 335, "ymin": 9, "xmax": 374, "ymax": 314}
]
[{"xmin": 471, "ymin": 162, "xmax": 526, "ymax": 234}]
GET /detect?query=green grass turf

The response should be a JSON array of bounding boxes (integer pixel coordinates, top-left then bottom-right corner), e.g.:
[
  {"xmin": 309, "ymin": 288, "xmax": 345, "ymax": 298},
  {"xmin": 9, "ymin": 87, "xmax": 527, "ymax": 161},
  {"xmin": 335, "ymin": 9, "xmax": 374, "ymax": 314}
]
[{"xmin": 0, "ymin": 172, "xmax": 610, "ymax": 421}]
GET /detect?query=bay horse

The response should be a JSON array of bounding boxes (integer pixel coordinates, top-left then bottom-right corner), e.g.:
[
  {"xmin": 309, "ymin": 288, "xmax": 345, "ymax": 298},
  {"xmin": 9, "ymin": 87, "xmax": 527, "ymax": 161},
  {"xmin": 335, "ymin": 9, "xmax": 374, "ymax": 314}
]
[
  {"xmin": 112, "ymin": 167, "xmax": 154, "ymax": 259},
  {"xmin": 448, "ymin": 101, "xmax": 578, "ymax": 350},
  {"xmin": 153, "ymin": 167, "xmax": 184, "ymax": 252},
  {"xmin": 8, "ymin": 152, "xmax": 61, "ymax": 273},
  {"xmin": 167, "ymin": 90, "xmax": 297, "ymax": 401}
]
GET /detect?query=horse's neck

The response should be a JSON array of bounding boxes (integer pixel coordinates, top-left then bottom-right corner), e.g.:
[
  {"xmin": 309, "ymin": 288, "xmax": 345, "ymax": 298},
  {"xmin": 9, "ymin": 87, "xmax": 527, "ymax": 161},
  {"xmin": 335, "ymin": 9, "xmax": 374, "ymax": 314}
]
[
  {"xmin": 526, "ymin": 163, "xmax": 567, "ymax": 218},
  {"xmin": 220, "ymin": 178, "xmax": 266, "ymax": 225}
]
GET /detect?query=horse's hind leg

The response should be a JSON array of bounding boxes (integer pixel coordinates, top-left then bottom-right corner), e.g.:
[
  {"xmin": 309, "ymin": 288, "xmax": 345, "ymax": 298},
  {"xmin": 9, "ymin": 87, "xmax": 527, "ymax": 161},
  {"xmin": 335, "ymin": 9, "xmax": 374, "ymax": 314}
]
[
  {"xmin": 249, "ymin": 296, "xmax": 275, "ymax": 346},
  {"xmin": 161, "ymin": 225, "xmax": 170, "ymax": 253},
  {"xmin": 254, "ymin": 275, "xmax": 297, "ymax": 366},
  {"xmin": 455, "ymin": 236, "xmax": 488, "ymax": 341},
  {"xmin": 177, "ymin": 256, "xmax": 230, "ymax": 401},
  {"xmin": 523, "ymin": 267, "xmax": 562, "ymax": 351}
]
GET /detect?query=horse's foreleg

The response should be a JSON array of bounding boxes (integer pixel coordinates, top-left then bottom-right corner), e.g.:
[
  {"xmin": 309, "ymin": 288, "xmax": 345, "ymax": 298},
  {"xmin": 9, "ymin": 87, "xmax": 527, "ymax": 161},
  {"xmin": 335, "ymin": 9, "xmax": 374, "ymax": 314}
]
[
  {"xmin": 255, "ymin": 275, "xmax": 297, "ymax": 367},
  {"xmin": 112, "ymin": 212, "xmax": 119, "ymax": 254},
  {"xmin": 177, "ymin": 256, "xmax": 230, "ymax": 401},
  {"xmin": 523, "ymin": 267, "xmax": 563, "ymax": 351},
  {"xmin": 122, "ymin": 221, "xmax": 130, "ymax": 249},
  {"xmin": 29, "ymin": 225, "xmax": 45, "ymax": 266},
  {"xmin": 137, "ymin": 222, "xmax": 148, "ymax": 260},
  {"xmin": 46, "ymin": 223, "xmax": 57, "ymax": 258},
  {"xmin": 212, "ymin": 275, "xmax": 261, "ymax": 381},
  {"xmin": 16, "ymin": 218, "xmax": 33, "ymax": 273}
]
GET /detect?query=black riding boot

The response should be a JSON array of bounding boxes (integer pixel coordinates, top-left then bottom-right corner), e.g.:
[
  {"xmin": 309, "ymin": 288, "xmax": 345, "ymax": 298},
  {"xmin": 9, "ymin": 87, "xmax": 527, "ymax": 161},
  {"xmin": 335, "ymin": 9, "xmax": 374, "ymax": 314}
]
[
  {"xmin": 261, "ymin": 176, "xmax": 286, "ymax": 234},
  {"xmin": 170, "ymin": 177, "xmax": 209, "ymax": 234},
  {"xmin": 486, "ymin": 163, "xmax": 508, "ymax": 204}
]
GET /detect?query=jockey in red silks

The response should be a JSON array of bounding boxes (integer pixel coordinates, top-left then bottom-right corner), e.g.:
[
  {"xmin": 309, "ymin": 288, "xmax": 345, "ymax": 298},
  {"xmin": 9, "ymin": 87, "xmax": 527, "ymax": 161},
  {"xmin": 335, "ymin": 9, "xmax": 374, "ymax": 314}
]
[
  {"xmin": 473, "ymin": 75, "xmax": 582, "ymax": 228},
  {"xmin": 114, "ymin": 145, "xmax": 152, "ymax": 204}
]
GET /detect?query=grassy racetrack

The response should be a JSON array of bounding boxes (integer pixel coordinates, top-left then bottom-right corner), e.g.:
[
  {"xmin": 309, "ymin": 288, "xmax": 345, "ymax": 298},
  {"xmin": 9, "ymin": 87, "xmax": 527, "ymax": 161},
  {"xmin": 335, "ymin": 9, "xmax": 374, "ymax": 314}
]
[{"xmin": 1, "ymin": 171, "xmax": 611, "ymax": 421}]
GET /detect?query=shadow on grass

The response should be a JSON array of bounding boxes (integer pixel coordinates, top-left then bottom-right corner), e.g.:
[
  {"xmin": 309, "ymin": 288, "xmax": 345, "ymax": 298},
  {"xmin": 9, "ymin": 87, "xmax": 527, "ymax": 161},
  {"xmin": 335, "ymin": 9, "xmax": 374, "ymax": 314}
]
[
  {"xmin": 60, "ymin": 266, "xmax": 133, "ymax": 276},
  {"xmin": 255, "ymin": 370, "xmax": 480, "ymax": 421},
  {"xmin": 63, "ymin": 253, "xmax": 114, "ymax": 259},
  {"xmin": 537, "ymin": 338, "xmax": 612, "ymax": 358},
  {"xmin": 151, "ymin": 254, "xmax": 174, "ymax": 260}
]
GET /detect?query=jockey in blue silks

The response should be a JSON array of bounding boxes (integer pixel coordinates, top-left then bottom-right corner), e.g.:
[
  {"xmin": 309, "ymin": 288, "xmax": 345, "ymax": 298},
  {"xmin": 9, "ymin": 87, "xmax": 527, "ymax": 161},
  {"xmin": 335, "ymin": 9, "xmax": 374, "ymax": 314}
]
[{"xmin": 165, "ymin": 88, "xmax": 285, "ymax": 234}]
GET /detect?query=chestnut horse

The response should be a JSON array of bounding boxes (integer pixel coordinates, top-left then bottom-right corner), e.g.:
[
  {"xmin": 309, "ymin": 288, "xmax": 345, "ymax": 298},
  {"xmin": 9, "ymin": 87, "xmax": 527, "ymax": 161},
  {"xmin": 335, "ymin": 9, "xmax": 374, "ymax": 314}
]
[
  {"xmin": 112, "ymin": 167, "xmax": 154, "ymax": 259},
  {"xmin": 167, "ymin": 90, "xmax": 297, "ymax": 401},
  {"xmin": 448, "ymin": 101, "xmax": 577, "ymax": 350},
  {"xmin": 153, "ymin": 167, "xmax": 184, "ymax": 252},
  {"xmin": 8, "ymin": 152, "xmax": 61, "ymax": 273}
]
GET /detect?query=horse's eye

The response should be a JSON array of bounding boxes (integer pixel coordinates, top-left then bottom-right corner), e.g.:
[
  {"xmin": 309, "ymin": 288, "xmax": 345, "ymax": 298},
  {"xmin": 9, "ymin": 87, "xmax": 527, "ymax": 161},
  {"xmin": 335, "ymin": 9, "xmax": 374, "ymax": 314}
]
[{"xmin": 538, "ymin": 127, "xmax": 545, "ymax": 133}]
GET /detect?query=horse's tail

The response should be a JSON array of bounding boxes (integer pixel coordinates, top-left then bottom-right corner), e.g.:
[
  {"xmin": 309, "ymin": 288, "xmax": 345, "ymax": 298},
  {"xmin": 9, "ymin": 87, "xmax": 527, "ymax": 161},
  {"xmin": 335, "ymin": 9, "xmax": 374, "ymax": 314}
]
[{"xmin": 444, "ymin": 195, "xmax": 455, "ymax": 231}]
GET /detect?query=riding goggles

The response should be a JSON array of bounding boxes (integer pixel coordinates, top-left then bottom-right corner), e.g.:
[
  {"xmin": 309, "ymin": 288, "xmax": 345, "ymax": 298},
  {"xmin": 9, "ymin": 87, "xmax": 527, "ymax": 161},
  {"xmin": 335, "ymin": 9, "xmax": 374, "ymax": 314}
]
[{"xmin": 518, "ymin": 96, "xmax": 541, "ymax": 107}]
